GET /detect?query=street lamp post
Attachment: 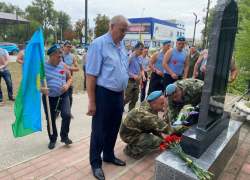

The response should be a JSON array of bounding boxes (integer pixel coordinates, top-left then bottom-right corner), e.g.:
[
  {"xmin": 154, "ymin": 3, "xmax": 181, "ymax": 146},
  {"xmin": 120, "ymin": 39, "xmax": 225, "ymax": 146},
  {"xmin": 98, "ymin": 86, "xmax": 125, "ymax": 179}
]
[
  {"xmin": 85, "ymin": 0, "xmax": 88, "ymax": 46},
  {"xmin": 15, "ymin": 10, "xmax": 20, "ymax": 45},
  {"xmin": 139, "ymin": 8, "xmax": 145, "ymax": 41},
  {"xmin": 193, "ymin": 13, "xmax": 200, "ymax": 45}
]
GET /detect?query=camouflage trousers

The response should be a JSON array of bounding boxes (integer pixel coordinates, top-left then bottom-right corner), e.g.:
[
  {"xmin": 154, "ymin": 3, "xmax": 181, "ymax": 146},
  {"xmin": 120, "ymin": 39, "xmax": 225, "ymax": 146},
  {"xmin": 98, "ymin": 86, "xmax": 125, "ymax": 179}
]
[
  {"xmin": 128, "ymin": 133, "xmax": 164, "ymax": 156},
  {"xmin": 124, "ymin": 79, "xmax": 140, "ymax": 111}
]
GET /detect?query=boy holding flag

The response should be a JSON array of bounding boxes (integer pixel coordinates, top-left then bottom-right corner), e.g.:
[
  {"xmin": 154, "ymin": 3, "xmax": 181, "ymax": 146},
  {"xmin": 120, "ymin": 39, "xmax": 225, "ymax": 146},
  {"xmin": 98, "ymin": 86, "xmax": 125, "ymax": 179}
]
[{"xmin": 41, "ymin": 44, "xmax": 73, "ymax": 149}]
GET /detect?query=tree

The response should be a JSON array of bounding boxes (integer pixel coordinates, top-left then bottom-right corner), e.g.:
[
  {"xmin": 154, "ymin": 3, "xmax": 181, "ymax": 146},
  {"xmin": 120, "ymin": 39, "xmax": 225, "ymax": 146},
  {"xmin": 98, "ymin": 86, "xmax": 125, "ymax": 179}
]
[
  {"xmin": 25, "ymin": 0, "xmax": 57, "ymax": 42},
  {"xmin": 0, "ymin": 2, "xmax": 25, "ymax": 15},
  {"xmin": 57, "ymin": 11, "xmax": 72, "ymax": 41},
  {"xmin": 94, "ymin": 14, "xmax": 110, "ymax": 38},
  {"xmin": 63, "ymin": 28, "xmax": 75, "ymax": 41},
  {"xmin": 74, "ymin": 18, "xmax": 85, "ymax": 42}
]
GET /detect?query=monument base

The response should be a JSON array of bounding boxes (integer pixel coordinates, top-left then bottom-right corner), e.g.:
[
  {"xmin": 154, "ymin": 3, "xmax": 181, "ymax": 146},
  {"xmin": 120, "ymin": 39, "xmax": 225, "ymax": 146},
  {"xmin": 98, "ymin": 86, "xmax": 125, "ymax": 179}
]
[
  {"xmin": 180, "ymin": 111, "xmax": 230, "ymax": 158},
  {"xmin": 155, "ymin": 120, "xmax": 242, "ymax": 180}
]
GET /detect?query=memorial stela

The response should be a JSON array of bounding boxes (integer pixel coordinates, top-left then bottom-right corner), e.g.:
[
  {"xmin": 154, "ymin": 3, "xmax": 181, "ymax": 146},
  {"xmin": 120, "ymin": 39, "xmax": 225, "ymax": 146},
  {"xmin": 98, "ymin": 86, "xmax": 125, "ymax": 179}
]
[{"xmin": 180, "ymin": 0, "xmax": 238, "ymax": 158}]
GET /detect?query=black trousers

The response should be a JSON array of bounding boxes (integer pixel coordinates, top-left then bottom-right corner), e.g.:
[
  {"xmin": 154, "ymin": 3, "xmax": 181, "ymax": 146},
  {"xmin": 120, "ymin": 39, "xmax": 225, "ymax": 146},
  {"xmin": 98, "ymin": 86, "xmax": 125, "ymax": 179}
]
[
  {"xmin": 148, "ymin": 72, "xmax": 164, "ymax": 95},
  {"xmin": 42, "ymin": 92, "xmax": 71, "ymax": 143},
  {"xmin": 163, "ymin": 73, "xmax": 182, "ymax": 97},
  {"xmin": 90, "ymin": 86, "xmax": 124, "ymax": 168},
  {"xmin": 68, "ymin": 86, "xmax": 73, "ymax": 108},
  {"xmin": 140, "ymin": 73, "xmax": 148, "ymax": 102}
]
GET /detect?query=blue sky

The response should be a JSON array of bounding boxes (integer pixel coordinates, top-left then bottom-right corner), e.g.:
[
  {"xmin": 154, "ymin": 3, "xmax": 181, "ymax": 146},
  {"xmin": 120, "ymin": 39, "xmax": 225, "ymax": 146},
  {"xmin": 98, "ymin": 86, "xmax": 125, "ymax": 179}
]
[{"xmin": 6, "ymin": 0, "xmax": 217, "ymax": 39}]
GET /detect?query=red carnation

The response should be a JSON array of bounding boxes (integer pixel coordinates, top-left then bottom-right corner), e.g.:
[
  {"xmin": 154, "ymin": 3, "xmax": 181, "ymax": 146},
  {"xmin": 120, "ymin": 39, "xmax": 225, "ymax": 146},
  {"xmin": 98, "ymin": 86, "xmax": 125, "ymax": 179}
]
[
  {"xmin": 60, "ymin": 70, "xmax": 65, "ymax": 74},
  {"xmin": 164, "ymin": 136, "xmax": 171, "ymax": 142},
  {"xmin": 141, "ymin": 83, "xmax": 144, "ymax": 86},
  {"xmin": 173, "ymin": 61, "xmax": 177, "ymax": 65},
  {"xmin": 159, "ymin": 145, "xmax": 165, "ymax": 153},
  {"xmin": 163, "ymin": 141, "xmax": 169, "ymax": 149},
  {"xmin": 154, "ymin": 69, "xmax": 157, "ymax": 73}
]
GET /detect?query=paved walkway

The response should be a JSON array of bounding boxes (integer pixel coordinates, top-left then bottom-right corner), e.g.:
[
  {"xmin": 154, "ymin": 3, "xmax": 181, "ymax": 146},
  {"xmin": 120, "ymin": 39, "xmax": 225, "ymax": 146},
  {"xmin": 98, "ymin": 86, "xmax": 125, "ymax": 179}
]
[{"xmin": 0, "ymin": 94, "xmax": 250, "ymax": 180}]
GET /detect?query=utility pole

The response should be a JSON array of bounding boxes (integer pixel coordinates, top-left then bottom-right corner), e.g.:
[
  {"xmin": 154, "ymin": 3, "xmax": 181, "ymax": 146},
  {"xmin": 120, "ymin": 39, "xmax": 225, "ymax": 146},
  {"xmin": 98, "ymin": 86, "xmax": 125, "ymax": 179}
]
[
  {"xmin": 193, "ymin": 13, "xmax": 200, "ymax": 45},
  {"xmin": 61, "ymin": 26, "xmax": 62, "ymax": 41},
  {"xmin": 139, "ymin": 8, "xmax": 145, "ymax": 41},
  {"xmin": 85, "ymin": 0, "xmax": 88, "ymax": 46},
  {"xmin": 15, "ymin": 10, "xmax": 19, "ymax": 45},
  {"xmin": 202, "ymin": 0, "xmax": 211, "ymax": 50}
]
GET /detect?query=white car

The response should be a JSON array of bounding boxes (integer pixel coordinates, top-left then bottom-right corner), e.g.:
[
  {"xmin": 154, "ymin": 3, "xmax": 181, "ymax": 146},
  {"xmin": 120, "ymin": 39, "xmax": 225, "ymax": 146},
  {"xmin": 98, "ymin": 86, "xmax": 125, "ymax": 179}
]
[{"xmin": 77, "ymin": 49, "xmax": 84, "ymax": 55}]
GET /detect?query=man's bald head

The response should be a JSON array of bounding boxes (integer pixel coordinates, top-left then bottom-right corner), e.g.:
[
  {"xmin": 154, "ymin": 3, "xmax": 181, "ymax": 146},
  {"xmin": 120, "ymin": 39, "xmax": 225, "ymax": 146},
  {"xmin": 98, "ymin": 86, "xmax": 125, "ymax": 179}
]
[
  {"xmin": 109, "ymin": 15, "xmax": 129, "ymax": 44},
  {"xmin": 109, "ymin": 15, "xmax": 130, "ymax": 28},
  {"xmin": 149, "ymin": 95, "xmax": 165, "ymax": 112}
]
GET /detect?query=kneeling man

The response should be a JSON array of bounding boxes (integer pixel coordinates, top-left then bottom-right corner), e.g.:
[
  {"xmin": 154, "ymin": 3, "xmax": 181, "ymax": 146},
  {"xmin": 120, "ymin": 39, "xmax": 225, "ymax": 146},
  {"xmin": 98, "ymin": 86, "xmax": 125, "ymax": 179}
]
[
  {"xmin": 166, "ymin": 78, "xmax": 204, "ymax": 124},
  {"xmin": 120, "ymin": 91, "xmax": 188, "ymax": 159}
]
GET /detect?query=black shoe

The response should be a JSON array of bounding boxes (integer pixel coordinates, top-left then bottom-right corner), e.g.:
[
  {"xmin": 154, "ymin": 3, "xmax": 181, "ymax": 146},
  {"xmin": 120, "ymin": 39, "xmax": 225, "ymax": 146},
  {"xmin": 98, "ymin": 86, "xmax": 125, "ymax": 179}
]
[
  {"xmin": 70, "ymin": 114, "xmax": 74, "ymax": 119},
  {"xmin": 48, "ymin": 142, "xmax": 56, "ymax": 149},
  {"xmin": 61, "ymin": 138, "xmax": 73, "ymax": 145},
  {"xmin": 9, "ymin": 96, "xmax": 15, "ymax": 101},
  {"xmin": 92, "ymin": 168, "xmax": 105, "ymax": 180},
  {"xmin": 0, "ymin": 98, "xmax": 2, "ymax": 102},
  {"xmin": 103, "ymin": 157, "xmax": 126, "ymax": 166}
]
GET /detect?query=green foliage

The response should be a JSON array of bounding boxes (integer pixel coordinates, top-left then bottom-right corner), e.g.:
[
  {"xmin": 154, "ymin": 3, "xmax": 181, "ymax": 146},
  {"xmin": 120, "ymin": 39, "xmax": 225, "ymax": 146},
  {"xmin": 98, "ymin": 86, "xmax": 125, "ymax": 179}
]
[
  {"xmin": 0, "ymin": 2, "xmax": 25, "ymax": 15},
  {"xmin": 201, "ymin": 8, "xmax": 215, "ymax": 48},
  {"xmin": 94, "ymin": 14, "xmax": 110, "ymax": 38},
  {"xmin": 25, "ymin": 0, "xmax": 57, "ymax": 42},
  {"xmin": 227, "ymin": 71, "xmax": 250, "ymax": 95}
]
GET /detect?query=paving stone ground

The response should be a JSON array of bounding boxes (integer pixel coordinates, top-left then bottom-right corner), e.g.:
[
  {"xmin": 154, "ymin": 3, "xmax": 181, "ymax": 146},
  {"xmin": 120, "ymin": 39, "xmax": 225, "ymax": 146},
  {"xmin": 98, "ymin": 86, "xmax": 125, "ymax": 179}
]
[{"xmin": 1, "ymin": 93, "xmax": 250, "ymax": 180}]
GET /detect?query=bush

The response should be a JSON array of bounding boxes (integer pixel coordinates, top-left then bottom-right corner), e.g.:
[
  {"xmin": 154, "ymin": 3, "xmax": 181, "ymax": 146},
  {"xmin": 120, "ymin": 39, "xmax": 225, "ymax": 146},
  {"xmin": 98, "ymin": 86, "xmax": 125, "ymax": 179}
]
[{"xmin": 227, "ymin": 71, "xmax": 250, "ymax": 95}]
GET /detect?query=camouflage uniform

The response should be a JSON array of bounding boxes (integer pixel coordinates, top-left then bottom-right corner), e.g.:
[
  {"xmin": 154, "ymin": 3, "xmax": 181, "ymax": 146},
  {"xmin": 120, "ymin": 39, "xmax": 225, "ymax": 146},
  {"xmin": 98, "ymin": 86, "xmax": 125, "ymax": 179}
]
[
  {"xmin": 120, "ymin": 101, "xmax": 188, "ymax": 156},
  {"xmin": 188, "ymin": 51, "xmax": 200, "ymax": 78},
  {"xmin": 124, "ymin": 79, "xmax": 140, "ymax": 111},
  {"xmin": 166, "ymin": 78, "xmax": 204, "ymax": 124}
]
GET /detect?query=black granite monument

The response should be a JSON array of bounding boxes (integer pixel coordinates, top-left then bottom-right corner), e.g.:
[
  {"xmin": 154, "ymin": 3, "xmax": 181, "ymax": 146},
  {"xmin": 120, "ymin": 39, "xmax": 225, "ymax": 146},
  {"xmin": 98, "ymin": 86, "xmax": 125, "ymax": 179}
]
[
  {"xmin": 155, "ymin": 1, "xmax": 241, "ymax": 179},
  {"xmin": 180, "ymin": 0, "xmax": 238, "ymax": 158}
]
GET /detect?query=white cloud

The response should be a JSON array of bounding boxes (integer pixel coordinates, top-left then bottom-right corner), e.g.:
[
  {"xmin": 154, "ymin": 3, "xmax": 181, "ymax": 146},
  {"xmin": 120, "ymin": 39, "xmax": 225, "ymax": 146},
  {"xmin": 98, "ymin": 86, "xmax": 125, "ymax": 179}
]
[{"xmin": 5, "ymin": 0, "xmax": 217, "ymax": 38}]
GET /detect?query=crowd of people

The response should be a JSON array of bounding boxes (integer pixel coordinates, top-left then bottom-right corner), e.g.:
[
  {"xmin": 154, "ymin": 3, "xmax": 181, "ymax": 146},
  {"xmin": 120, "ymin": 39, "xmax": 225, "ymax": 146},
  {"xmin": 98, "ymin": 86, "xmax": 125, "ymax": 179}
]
[{"xmin": 0, "ymin": 14, "xmax": 238, "ymax": 180}]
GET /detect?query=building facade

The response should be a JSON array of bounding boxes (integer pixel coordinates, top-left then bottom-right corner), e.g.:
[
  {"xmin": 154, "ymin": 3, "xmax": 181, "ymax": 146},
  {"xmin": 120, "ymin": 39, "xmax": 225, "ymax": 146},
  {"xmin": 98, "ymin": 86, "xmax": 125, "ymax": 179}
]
[{"xmin": 125, "ymin": 17, "xmax": 185, "ymax": 50}]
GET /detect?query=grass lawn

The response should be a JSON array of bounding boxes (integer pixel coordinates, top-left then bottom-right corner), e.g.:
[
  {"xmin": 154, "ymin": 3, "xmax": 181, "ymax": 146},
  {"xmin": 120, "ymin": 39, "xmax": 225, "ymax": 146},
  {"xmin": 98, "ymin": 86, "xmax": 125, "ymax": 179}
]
[{"xmin": 0, "ymin": 59, "xmax": 85, "ymax": 107}]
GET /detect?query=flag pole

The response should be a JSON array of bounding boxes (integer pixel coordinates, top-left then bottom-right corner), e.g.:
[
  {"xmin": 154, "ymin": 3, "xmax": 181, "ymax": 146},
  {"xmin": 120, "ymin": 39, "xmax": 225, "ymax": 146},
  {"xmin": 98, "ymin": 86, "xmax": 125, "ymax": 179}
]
[{"xmin": 43, "ymin": 78, "xmax": 53, "ymax": 135}]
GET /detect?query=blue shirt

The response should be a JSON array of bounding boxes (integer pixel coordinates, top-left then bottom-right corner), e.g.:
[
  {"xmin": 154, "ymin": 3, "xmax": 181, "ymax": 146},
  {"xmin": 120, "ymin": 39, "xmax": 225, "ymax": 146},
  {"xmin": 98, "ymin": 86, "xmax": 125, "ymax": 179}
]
[
  {"xmin": 86, "ymin": 32, "xmax": 129, "ymax": 92},
  {"xmin": 154, "ymin": 51, "xmax": 165, "ymax": 72},
  {"xmin": 164, "ymin": 48, "xmax": 187, "ymax": 76},
  {"xmin": 82, "ymin": 53, "xmax": 85, "ymax": 66},
  {"xmin": 63, "ymin": 53, "xmax": 73, "ymax": 73},
  {"xmin": 142, "ymin": 56, "xmax": 149, "ymax": 70},
  {"xmin": 129, "ymin": 54, "xmax": 142, "ymax": 78},
  {"xmin": 126, "ymin": 49, "xmax": 132, "ymax": 56},
  {"xmin": 43, "ymin": 61, "xmax": 66, "ymax": 97},
  {"xmin": 0, "ymin": 48, "xmax": 8, "ymax": 71}
]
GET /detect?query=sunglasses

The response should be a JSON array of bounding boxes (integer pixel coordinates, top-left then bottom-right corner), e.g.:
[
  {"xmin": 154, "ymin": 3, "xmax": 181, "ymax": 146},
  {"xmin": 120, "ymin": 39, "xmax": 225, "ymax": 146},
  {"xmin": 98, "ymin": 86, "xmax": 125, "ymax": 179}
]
[
  {"xmin": 166, "ymin": 87, "xmax": 177, "ymax": 97},
  {"xmin": 134, "ymin": 41, "xmax": 143, "ymax": 48}
]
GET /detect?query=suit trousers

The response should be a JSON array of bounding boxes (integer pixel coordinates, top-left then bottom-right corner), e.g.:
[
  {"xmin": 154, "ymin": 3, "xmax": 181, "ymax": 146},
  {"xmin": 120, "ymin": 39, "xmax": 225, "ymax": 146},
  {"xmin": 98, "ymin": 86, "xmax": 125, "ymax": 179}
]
[{"xmin": 90, "ymin": 85, "xmax": 124, "ymax": 168}]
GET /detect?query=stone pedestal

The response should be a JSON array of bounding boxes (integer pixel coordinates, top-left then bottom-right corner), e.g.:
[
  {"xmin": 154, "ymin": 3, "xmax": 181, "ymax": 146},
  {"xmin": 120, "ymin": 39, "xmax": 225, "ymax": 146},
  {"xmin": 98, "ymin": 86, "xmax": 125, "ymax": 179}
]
[{"xmin": 155, "ymin": 120, "xmax": 242, "ymax": 180}]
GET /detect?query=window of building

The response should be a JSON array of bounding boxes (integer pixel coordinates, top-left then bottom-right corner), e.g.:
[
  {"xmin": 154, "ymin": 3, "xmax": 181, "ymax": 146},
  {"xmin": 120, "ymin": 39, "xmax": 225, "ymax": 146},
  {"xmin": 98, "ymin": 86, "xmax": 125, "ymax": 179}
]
[
  {"xmin": 180, "ymin": 24, "xmax": 182, "ymax": 26},
  {"xmin": 177, "ymin": 31, "xmax": 179, "ymax": 37},
  {"xmin": 180, "ymin": 32, "xmax": 182, "ymax": 36}
]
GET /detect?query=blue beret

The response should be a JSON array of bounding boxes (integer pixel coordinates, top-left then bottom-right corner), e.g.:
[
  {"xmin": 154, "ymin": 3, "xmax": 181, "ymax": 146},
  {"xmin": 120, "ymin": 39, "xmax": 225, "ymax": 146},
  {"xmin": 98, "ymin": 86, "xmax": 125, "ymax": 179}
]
[
  {"xmin": 166, "ymin": 84, "xmax": 177, "ymax": 96},
  {"xmin": 162, "ymin": 40, "xmax": 171, "ymax": 45},
  {"xmin": 190, "ymin": 44, "xmax": 196, "ymax": 47},
  {"xmin": 147, "ymin": 91, "xmax": 162, "ymax": 101},
  {"xmin": 47, "ymin": 44, "xmax": 61, "ymax": 55},
  {"xmin": 59, "ymin": 41, "xmax": 64, "ymax": 45},
  {"xmin": 25, "ymin": 41, "xmax": 29, "ymax": 45},
  {"xmin": 64, "ymin": 40, "xmax": 72, "ymax": 45},
  {"xmin": 84, "ymin": 46, "xmax": 89, "ymax": 50},
  {"xmin": 177, "ymin": 36, "xmax": 185, "ymax": 41}
]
